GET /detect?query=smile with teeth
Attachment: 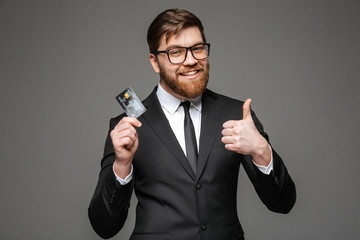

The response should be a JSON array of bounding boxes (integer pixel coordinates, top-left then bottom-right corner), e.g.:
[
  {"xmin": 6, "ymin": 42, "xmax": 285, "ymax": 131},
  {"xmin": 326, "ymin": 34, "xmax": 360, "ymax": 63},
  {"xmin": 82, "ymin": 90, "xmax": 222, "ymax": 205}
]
[{"xmin": 180, "ymin": 70, "xmax": 199, "ymax": 76}]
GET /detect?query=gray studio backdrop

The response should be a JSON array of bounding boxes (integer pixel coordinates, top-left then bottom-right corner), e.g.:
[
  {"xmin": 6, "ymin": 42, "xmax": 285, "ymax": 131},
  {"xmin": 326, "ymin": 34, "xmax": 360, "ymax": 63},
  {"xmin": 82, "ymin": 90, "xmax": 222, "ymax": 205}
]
[{"xmin": 1, "ymin": 0, "xmax": 359, "ymax": 239}]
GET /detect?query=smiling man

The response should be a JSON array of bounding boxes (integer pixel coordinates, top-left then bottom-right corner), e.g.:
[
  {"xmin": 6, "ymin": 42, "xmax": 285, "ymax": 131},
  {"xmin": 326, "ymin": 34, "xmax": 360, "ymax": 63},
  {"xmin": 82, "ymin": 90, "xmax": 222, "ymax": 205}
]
[{"xmin": 89, "ymin": 9, "xmax": 296, "ymax": 240}]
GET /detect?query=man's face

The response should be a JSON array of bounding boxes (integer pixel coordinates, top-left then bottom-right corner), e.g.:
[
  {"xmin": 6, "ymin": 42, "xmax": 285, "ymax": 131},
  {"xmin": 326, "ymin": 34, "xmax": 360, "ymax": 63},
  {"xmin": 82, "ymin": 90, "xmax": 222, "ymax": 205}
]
[{"xmin": 149, "ymin": 27, "xmax": 209, "ymax": 99}]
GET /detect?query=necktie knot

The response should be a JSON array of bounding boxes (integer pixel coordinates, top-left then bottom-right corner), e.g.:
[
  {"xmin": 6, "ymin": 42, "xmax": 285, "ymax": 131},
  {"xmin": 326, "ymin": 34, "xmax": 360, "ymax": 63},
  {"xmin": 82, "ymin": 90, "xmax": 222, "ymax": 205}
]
[{"xmin": 181, "ymin": 101, "xmax": 191, "ymax": 112}]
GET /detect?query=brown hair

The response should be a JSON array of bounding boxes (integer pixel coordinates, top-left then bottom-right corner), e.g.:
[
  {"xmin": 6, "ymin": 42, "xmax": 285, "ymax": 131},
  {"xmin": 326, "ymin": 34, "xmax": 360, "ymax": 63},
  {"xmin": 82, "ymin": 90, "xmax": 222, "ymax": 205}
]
[{"xmin": 147, "ymin": 9, "xmax": 206, "ymax": 53}]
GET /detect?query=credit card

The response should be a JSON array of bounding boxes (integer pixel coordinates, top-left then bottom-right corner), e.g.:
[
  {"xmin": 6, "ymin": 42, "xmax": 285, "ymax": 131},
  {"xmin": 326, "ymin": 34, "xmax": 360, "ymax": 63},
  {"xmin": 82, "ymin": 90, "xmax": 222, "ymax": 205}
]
[{"xmin": 116, "ymin": 86, "xmax": 146, "ymax": 118}]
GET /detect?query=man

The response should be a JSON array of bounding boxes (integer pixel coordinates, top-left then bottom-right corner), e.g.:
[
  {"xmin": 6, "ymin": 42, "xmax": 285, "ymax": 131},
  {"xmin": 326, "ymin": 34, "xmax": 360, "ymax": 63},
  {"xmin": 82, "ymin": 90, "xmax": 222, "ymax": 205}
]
[{"xmin": 89, "ymin": 8, "xmax": 296, "ymax": 240}]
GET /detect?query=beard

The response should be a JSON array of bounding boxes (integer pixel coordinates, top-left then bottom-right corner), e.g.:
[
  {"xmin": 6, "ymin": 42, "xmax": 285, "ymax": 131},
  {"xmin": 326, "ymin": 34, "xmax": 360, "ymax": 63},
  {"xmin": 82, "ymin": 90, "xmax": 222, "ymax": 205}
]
[{"xmin": 159, "ymin": 62, "xmax": 210, "ymax": 99}]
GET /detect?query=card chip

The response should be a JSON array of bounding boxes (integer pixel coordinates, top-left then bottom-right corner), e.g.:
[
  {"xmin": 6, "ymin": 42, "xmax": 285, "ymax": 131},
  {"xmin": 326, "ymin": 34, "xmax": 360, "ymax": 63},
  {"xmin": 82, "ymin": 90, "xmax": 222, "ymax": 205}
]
[{"xmin": 124, "ymin": 93, "xmax": 130, "ymax": 99}]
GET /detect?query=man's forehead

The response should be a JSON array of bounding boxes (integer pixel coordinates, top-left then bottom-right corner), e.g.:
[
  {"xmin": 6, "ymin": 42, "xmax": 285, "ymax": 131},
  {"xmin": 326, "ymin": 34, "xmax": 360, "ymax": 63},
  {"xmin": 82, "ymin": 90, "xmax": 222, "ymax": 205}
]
[{"xmin": 159, "ymin": 27, "xmax": 203, "ymax": 48}]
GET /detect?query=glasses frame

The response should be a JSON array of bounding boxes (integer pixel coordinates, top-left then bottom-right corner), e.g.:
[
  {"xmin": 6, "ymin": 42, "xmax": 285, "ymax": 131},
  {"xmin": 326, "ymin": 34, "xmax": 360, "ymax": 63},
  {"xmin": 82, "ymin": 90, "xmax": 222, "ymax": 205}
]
[{"xmin": 152, "ymin": 43, "xmax": 211, "ymax": 64}]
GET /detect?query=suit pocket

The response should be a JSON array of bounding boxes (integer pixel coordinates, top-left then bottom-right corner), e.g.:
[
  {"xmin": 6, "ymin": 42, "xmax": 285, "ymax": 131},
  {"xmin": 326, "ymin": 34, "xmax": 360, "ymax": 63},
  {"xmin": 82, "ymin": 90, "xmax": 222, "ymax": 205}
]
[{"xmin": 130, "ymin": 232, "xmax": 170, "ymax": 240}]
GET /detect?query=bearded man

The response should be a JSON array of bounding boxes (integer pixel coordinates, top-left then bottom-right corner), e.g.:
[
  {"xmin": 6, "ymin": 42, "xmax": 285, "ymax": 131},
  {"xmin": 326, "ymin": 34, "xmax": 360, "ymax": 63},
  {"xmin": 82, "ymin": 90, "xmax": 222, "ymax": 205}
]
[{"xmin": 89, "ymin": 8, "xmax": 296, "ymax": 240}]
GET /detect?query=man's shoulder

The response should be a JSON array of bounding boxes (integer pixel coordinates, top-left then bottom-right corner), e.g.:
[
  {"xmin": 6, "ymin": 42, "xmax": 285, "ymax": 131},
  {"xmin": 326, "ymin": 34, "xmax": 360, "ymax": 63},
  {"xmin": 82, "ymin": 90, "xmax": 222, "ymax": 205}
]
[{"xmin": 203, "ymin": 88, "xmax": 244, "ymax": 105}]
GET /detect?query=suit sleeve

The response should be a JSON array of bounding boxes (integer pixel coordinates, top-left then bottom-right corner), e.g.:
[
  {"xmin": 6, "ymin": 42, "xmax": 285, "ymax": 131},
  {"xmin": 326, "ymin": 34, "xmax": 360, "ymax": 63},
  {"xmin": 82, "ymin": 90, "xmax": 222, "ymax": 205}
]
[
  {"xmin": 88, "ymin": 116, "xmax": 134, "ymax": 239},
  {"xmin": 241, "ymin": 110, "xmax": 296, "ymax": 214}
]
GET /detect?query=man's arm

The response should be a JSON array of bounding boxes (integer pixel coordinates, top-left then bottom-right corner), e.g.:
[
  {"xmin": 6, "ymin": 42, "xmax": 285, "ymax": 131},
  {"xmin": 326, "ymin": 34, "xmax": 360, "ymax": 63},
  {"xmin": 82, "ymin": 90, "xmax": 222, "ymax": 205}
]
[
  {"xmin": 88, "ymin": 162, "xmax": 133, "ymax": 238},
  {"xmin": 88, "ymin": 116, "xmax": 140, "ymax": 239},
  {"xmin": 222, "ymin": 99, "xmax": 296, "ymax": 213},
  {"xmin": 242, "ymin": 145, "xmax": 296, "ymax": 214}
]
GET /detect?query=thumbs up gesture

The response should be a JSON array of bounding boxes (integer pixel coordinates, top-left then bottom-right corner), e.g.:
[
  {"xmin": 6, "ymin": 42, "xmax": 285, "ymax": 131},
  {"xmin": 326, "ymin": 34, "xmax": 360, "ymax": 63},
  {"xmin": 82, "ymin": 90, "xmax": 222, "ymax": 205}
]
[{"xmin": 222, "ymin": 98, "xmax": 271, "ymax": 166}]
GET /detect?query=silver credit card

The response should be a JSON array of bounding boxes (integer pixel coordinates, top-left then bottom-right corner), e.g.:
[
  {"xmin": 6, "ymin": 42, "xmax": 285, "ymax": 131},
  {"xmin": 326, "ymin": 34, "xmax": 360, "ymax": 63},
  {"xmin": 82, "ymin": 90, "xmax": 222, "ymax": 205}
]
[{"xmin": 116, "ymin": 86, "xmax": 146, "ymax": 118}]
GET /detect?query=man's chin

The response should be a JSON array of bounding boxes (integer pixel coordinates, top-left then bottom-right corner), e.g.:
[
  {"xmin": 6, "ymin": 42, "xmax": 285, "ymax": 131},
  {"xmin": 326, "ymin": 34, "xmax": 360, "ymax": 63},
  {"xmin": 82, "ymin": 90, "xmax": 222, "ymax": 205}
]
[{"xmin": 175, "ymin": 78, "xmax": 208, "ymax": 98}]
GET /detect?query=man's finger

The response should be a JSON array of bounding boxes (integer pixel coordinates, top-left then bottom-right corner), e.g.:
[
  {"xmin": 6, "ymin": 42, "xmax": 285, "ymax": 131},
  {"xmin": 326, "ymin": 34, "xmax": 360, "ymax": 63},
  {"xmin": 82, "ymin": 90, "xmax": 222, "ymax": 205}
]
[
  {"xmin": 221, "ymin": 128, "xmax": 234, "ymax": 136},
  {"xmin": 122, "ymin": 117, "xmax": 142, "ymax": 127},
  {"xmin": 221, "ymin": 136, "xmax": 233, "ymax": 144},
  {"xmin": 242, "ymin": 98, "xmax": 252, "ymax": 120},
  {"xmin": 223, "ymin": 120, "xmax": 237, "ymax": 129},
  {"xmin": 115, "ymin": 117, "xmax": 142, "ymax": 130}
]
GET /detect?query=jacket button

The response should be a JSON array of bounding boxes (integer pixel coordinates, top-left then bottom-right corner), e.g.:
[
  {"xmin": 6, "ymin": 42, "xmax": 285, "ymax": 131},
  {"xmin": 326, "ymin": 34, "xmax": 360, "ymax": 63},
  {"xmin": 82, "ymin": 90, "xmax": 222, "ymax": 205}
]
[
  {"xmin": 201, "ymin": 224, "xmax": 207, "ymax": 231},
  {"xmin": 274, "ymin": 176, "xmax": 280, "ymax": 186},
  {"xmin": 196, "ymin": 184, "xmax": 202, "ymax": 190}
]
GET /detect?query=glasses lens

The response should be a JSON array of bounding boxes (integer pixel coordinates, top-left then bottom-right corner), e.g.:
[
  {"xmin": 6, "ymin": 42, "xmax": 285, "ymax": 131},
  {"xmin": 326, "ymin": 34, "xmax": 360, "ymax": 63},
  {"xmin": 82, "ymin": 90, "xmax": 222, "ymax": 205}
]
[
  {"xmin": 168, "ymin": 48, "xmax": 187, "ymax": 64},
  {"xmin": 191, "ymin": 44, "xmax": 209, "ymax": 60}
]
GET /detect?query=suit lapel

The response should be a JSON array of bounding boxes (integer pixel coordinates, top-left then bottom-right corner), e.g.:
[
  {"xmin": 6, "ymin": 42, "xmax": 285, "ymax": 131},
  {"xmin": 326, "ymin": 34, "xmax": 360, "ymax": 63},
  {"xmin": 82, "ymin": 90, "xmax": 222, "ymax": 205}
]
[
  {"xmin": 142, "ymin": 88, "xmax": 196, "ymax": 180},
  {"xmin": 197, "ymin": 90, "xmax": 222, "ymax": 180}
]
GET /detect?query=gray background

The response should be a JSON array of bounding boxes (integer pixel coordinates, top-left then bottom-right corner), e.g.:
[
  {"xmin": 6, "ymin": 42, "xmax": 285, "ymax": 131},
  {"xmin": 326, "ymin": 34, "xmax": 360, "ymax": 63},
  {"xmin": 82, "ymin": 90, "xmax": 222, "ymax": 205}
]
[{"xmin": 1, "ymin": 0, "xmax": 359, "ymax": 239}]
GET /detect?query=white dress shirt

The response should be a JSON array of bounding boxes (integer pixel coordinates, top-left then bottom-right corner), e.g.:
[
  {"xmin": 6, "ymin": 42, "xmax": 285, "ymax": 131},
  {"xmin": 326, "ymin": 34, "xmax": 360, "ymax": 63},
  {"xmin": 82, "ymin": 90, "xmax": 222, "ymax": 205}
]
[{"xmin": 114, "ymin": 84, "xmax": 273, "ymax": 184}]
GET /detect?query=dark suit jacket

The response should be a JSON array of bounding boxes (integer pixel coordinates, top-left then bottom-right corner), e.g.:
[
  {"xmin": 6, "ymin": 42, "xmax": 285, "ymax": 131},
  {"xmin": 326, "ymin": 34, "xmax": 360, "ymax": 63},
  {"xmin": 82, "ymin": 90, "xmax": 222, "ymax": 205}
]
[{"xmin": 88, "ymin": 87, "xmax": 296, "ymax": 240}]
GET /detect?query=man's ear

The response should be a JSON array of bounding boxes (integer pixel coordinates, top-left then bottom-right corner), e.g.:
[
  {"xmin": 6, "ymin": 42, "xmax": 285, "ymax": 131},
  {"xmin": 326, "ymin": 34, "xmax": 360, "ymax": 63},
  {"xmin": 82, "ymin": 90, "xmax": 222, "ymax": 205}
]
[{"xmin": 149, "ymin": 54, "xmax": 160, "ymax": 73}]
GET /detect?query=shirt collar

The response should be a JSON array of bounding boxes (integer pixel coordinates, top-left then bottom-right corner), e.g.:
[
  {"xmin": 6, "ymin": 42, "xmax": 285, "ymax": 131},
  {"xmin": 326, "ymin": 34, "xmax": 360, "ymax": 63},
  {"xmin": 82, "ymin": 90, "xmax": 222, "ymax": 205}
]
[{"xmin": 156, "ymin": 83, "xmax": 202, "ymax": 114}]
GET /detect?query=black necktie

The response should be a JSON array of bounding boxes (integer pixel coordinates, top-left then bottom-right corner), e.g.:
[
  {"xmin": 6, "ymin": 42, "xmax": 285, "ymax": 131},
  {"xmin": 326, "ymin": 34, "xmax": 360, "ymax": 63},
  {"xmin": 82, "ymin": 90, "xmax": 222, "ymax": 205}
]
[{"xmin": 181, "ymin": 101, "xmax": 198, "ymax": 174}]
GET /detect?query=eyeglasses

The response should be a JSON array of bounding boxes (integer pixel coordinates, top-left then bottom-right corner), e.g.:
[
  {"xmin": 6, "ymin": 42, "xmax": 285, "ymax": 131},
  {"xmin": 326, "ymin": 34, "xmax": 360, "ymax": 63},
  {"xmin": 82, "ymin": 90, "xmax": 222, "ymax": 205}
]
[{"xmin": 152, "ymin": 43, "xmax": 210, "ymax": 64}]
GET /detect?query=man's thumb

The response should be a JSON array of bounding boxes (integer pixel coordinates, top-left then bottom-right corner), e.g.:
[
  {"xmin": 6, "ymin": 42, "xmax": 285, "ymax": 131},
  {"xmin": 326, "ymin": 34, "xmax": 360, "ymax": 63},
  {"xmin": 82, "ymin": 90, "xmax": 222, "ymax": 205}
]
[{"xmin": 242, "ymin": 98, "xmax": 252, "ymax": 120}]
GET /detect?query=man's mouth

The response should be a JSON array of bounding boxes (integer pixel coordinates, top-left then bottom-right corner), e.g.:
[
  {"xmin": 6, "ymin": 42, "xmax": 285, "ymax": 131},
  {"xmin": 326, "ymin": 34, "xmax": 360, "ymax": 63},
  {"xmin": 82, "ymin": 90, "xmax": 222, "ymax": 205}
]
[
  {"xmin": 179, "ymin": 70, "xmax": 201, "ymax": 79},
  {"xmin": 181, "ymin": 70, "xmax": 198, "ymax": 76}
]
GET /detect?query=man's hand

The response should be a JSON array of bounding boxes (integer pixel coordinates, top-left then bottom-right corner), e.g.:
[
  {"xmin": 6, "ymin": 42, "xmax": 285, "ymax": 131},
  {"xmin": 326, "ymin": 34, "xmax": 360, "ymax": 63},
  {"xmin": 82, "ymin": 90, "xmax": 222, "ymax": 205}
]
[
  {"xmin": 110, "ymin": 117, "xmax": 142, "ymax": 178},
  {"xmin": 221, "ymin": 98, "xmax": 271, "ymax": 166}
]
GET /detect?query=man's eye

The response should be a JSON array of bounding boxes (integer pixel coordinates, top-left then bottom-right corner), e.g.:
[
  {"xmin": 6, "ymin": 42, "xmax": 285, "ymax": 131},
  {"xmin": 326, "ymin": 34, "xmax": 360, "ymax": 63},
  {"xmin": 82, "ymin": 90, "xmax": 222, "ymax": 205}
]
[
  {"xmin": 169, "ymin": 49, "xmax": 182, "ymax": 56},
  {"xmin": 192, "ymin": 46, "xmax": 204, "ymax": 52}
]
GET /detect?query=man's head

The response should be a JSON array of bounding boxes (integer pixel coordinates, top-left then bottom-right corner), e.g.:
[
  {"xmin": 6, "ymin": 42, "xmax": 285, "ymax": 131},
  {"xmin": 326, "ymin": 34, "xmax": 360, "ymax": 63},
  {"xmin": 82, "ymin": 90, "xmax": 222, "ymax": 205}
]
[
  {"xmin": 147, "ymin": 9, "xmax": 210, "ymax": 99},
  {"xmin": 147, "ymin": 9, "xmax": 206, "ymax": 53}
]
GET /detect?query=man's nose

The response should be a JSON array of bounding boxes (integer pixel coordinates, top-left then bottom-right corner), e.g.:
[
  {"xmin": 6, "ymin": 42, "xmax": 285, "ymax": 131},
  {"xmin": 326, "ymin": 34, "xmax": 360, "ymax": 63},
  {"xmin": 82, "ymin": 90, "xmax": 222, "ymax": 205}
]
[{"xmin": 183, "ymin": 49, "xmax": 198, "ymax": 65}]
